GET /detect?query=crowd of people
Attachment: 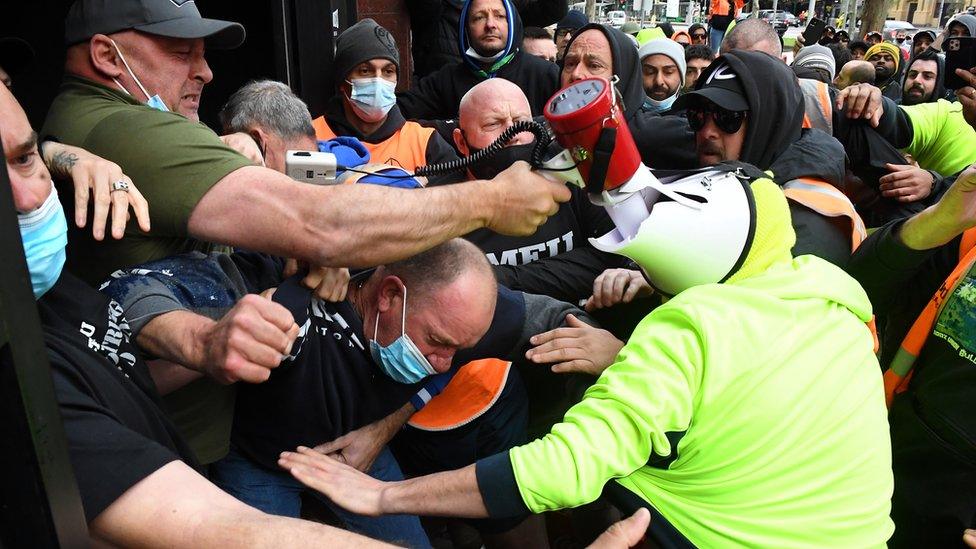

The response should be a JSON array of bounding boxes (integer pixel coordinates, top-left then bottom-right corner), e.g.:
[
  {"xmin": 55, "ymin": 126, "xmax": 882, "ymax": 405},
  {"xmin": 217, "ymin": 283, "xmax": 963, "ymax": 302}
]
[{"xmin": 4, "ymin": 0, "xmax": 976, "ymax": 547}]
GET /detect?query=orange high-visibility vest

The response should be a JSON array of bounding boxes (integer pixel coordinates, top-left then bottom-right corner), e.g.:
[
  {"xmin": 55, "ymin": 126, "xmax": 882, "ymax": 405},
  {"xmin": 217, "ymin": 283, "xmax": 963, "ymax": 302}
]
[
  {"xmin": 710, "ymin": 0, "xmax": 744, "ymax": 17},
  {"xmin": 799, "ymin": 79, "xmax": 833, "ymax": 134},
  {"xmin": 883, "ymin": 228, "xmax": 976, "ymax": 407},
  {"xmin": 408, "ymin": 359, "xmax": 511, "ymax": 431},
  {"xmin": 312, "ymin": 116, "xmax": 435, "ymax": 172},
  {"xmin": 782, "ymin": 178, "xmax": 867, "ymax": 251}
]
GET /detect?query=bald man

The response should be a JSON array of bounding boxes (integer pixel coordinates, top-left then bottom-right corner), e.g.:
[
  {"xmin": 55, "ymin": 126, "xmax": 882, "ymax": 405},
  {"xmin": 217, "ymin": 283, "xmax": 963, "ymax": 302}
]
[
  {"xmin": 439, "ymin": 77, "xmax": 624, "ymax": 304},
  {"xmin": 834, "ymin": 60, "xmax": 877, "ymax": 90},
  {"xmin": 720, "ymin": 18, "xmax": 782, "ymax": 57}
]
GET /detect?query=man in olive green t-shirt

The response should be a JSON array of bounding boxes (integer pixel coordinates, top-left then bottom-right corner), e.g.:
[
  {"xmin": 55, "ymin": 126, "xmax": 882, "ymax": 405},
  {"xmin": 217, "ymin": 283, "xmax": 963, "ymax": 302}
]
[{"xmin": 45, "ymin": 0, "xmax": 572, "ymax": 464}]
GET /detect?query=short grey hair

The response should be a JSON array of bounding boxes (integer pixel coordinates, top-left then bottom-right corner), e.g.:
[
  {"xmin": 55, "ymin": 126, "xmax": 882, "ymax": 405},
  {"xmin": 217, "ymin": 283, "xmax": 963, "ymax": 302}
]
[
  {"xmin": 219, "ymin": 80, "xmax": 315, "ymax": 139},
  {"xmin": 722, "ymin": 18, "xmax": 782, "ymax": 56}
]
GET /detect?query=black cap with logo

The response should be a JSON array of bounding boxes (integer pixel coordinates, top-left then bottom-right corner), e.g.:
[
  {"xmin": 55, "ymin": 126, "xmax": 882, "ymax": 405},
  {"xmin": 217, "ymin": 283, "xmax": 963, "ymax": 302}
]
[
  {"xmin": 64, "ymin": 0, "xmax": 245, "ymax": 50},
  {"xmin": 673, "ymin": 62, "xmax": 750, "ymax": 112}
]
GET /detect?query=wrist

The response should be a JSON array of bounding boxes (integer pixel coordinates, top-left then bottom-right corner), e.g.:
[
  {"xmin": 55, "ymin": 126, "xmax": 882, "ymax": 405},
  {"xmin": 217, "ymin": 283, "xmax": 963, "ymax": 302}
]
[
  {"xmin": 39, "ymin": 140, "xmax": 55, "ymax": 163},
  {"xmin": 377, "ymin": 482, "xmax": 398, "ymax": 515},
  {"xmin": 43, "ymin": 142, "xmax": 81, "ymax": 180},
  {"xmin": 186, "ymin": 316, "xmax": 218, "ymax": 373},
  {"xmin": 898, "ymin": 205, "xmax": 960, "ymax": 250},
  {"xmin": 471, "ymin": 179, "xmax": 498, "ymax": 230},
  {"xmin": 381, "ymin": 403, "xmax": 414, "ymax": 436}
]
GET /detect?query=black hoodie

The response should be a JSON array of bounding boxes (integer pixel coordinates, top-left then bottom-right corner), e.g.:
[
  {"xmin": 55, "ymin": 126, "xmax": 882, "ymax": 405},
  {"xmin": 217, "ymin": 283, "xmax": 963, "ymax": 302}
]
[
  {"xmin": 710, "ymin": 50, "xmax": 805, "ymax": 170},
  {"xmin": 408, "ymin": 0, "xmax": 567, "ymax": 78},
  {"xmin": 703, "ymin": 51, "xmax": 854, "ymax": 266},
  {"xmin": 949, "ymin": 13, "xmax": 976, "ymax": 38},
  {"xmin": 398, "ymin": 0, "xmax": 560, "ymax": 120},
  {"xmin": 898, "ymin": 50, "xmax": 946, "ymax": 105},
  {"xmin": 560, "ymin": 24, "xmax": 699, "ymax": 170}
]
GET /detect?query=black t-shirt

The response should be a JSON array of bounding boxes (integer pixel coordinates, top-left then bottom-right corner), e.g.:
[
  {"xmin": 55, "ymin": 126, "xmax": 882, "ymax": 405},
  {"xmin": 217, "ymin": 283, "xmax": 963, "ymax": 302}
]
[
  {"xmin": 36, "ymin": 273, "xmax": 197, "ymax": 522},
  {"xmin": 235, "ymin": 271, "xmax": 531, "ymax": 471},
  {"xmin": 100, "ymin": 252, "xmax": 538, "ymax": 472},
  {"xmin": 429, "ymin": 182, "xmax": 623, "ymax": 303},
  {"xmin": 233, "ymin": 275, "xmax": 417, "ymax": 471},
  {"xmin": 894, "ymin": 259, "xmax": 976, "ymax": 452},
  {"xmin": 848, "ymin": 220, "xmax": 974, "ymax": 455}
]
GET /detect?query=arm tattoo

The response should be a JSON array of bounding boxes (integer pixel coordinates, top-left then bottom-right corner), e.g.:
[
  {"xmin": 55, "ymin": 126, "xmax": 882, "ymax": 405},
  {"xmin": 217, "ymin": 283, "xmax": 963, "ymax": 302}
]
[{"xmin": 49, "ymin": 150, "xmax": 79, "ymax": 179}]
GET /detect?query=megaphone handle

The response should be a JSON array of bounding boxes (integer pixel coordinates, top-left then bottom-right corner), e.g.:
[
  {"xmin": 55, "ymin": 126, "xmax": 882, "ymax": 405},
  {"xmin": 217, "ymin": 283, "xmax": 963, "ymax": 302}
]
[
  {"xmin": 536, "ymin": 149, "xmax": 584, "ymax": 187},
  {"xmin": 587, "ymin": 126, "xmax": 617, "ymax": 195}
]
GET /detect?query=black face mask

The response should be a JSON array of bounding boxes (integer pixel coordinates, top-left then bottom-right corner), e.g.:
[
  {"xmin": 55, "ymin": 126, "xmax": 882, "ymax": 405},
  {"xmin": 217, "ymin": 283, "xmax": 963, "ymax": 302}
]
[{"xmin": 466, "ymin": 142, "xmax": 536, "ymax": 180}]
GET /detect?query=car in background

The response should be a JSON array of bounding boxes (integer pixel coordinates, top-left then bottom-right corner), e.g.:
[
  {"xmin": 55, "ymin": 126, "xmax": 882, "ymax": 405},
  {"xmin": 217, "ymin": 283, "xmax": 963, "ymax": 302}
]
[
  {"xmin": 756, "ymin": 10, "xmax": 790, "ymax": 33},
  {"xmin": 607, "ymin": 10, "xmax": 627, "ymax": 28},
  {"xmin": 882, "ymin": 19, "xmax": 917, "ymax": 41},
  {"xmin": 772, "ymin": 11, "xmax": 800, "ymax": 26}
]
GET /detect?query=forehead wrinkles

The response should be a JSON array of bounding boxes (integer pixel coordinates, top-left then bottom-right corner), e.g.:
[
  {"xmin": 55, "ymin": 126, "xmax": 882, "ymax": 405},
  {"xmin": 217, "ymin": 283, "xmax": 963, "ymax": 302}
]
[{"xmin": 569, "ymin": 31, "xmax": 611, "ymax": 58}]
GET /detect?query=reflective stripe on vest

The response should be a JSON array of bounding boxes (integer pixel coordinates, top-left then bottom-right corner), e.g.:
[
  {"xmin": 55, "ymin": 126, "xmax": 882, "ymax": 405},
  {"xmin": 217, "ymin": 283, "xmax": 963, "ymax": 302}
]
[
  {"xmin": 884, "ymin": 227, "xmax": 976, "ymax": 407},
  {"xmin": 312, "ymin": 116, "xmax": 434, "ymax": 172},
  {"xmin": 782, "ymin": 178, "xmax": 867, "ymax": 251},
  {"xmin": 799, "ymin": 79, "xmax": 833, "ymax": 134},
  {"xmin": 408, "ymin": 359, "xmax": 511, "ymax": 431}
]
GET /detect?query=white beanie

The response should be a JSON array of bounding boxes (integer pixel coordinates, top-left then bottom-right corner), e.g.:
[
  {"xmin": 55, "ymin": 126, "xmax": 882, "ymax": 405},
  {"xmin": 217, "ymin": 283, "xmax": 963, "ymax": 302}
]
[
  {"xmin": 792, "ymin": 44, "xmax": 836, "ymax": 81},
  {"xmin": 638, "ymin": 38, "xmax": 687, "ymax": 87}
]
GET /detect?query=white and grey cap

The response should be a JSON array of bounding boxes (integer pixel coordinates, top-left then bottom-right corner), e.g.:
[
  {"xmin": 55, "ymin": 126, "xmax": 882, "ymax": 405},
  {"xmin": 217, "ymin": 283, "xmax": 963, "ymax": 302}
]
[{"xmin": 64, "ymin": 0, "xmax": 245, "ymax": 50}]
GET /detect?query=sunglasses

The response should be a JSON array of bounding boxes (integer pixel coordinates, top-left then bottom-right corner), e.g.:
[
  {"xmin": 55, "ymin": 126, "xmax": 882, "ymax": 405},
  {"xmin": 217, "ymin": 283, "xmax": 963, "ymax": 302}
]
[
  {"xmin": 686, "ymin": 105, "xmax": 747, "ymax": 134},
  {"xmin": 691, "ymin": 33, "xmax": 707, "ymax": 39}
]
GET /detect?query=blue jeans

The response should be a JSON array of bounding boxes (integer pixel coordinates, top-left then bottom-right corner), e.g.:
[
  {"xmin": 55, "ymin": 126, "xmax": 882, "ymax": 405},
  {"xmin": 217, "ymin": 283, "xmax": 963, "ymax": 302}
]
[
  {"xmin": 211, "ymin": 445, "xmax": 431, "ymax": 548},
  {"xmin": 709, "ymin": 27, "xmax": 726, "ymax": 51}
]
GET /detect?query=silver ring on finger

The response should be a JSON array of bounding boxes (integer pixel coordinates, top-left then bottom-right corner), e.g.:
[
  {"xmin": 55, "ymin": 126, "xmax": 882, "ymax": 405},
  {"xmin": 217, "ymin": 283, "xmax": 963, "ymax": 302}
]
[{"xmin": 111, "ymin": 180, "xmax": 130, "ymax": 193}]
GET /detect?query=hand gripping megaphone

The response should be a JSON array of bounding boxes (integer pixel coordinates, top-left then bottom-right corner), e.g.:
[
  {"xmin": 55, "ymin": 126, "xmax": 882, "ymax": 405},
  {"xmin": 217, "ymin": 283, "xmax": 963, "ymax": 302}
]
[{"xmin": 540, "ymin": 77, "xmax": 757, "ymax": 296}]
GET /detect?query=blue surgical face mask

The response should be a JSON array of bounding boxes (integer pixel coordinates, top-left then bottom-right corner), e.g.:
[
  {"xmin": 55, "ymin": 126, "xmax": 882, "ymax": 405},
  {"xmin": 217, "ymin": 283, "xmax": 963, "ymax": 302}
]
[
  {"xmin": 110, "ymin": 39, "xmax": 170, "ymax": 112},
  {"xmin": 643, "ymin": 93, "xmax": 678, "ymax": 114},
  {"xmin": 369, "ymin": 285, "xmax": 437, "ymax": 384},
  {"xmin": 18, "ymin": 182, "xmax": 67, "ymax": 299},
  {"xmin": 346, "ymin": 77, "xmax": 397, "ymax": 123}
]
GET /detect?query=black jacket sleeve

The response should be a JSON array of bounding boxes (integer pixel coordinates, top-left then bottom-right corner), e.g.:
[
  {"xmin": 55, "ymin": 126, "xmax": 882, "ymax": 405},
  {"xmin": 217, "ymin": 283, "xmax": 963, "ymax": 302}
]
[
  {"xmin": 847, "ymin": 218, "xmax": 959, "ymax": 361},
  {"xmin": 492, "ymin": 247, "xmax": 620, "ymax": 304},
  {"xmin": 630, "ymin": 114, "xmax": 699, "ymax": 170},
  {"xmin": 398, "ymin": 66, "xmax": 454, "ymax": 120},
  {"xmin": 872, "ymin": 97, "xmax": 915, "ymax": 149},
  {"xmin": 848, "ymin": 219, "xmax": 957, "ymax": 319}
]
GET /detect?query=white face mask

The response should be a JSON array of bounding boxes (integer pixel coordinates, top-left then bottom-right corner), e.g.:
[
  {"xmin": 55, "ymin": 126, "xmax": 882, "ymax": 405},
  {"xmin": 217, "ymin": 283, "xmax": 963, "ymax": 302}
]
[
  {"xmin": 345, "ymin": 77, "xmax": 397, "ymax": 123},
  {"xmin": 643, "ymin": 93, "xmax": 679, "ymax": 114},
  {"xmin": 109, "ymin": 39, "xmax": 169, "ymax": 112}
]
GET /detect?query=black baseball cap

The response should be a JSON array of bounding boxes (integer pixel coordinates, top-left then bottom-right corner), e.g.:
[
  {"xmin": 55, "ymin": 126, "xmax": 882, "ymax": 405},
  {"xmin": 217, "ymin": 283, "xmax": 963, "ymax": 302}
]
[
  {"xmin": 673, "ymin": 62, "xmax": 749, "ymax": 112},
  {"xmin": 64, "ymin": 0, "xmax": 245, "ymax": 50}
]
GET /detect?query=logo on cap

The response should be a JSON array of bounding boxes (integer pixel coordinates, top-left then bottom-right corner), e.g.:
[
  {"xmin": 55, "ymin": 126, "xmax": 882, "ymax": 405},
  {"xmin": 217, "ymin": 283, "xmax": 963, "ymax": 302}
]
[
  {"xmin": 375, "ymin": 26, "xmax": 397, "ymax": 55},
  {"xmin": 705, "ymin": 63, "xmax": 737, "ymax": 84}
]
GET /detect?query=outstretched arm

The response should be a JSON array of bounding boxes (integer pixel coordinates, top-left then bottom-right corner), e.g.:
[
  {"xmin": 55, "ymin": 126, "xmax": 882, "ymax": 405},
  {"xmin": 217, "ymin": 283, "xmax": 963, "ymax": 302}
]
[
  {"xmin": 90, "ymin": 460, "xmax": 391, "ymax": 548},
  {"xmin": 280, "ymin": 447, "xmax": 490, "ymax": 518},
  {"xmin": 283, "ymin": 306, "xmax": 704, "ymax": 520},
  {"xmin": 188, "ymin": 161, "xmax": 571, "ymax": 269}
]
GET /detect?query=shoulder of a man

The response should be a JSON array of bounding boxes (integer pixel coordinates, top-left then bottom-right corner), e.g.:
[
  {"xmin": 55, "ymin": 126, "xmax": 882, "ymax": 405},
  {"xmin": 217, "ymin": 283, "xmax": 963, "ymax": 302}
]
[
  {"xmin": 901, "ymin": 98, "xmax": 954, "ymax": 132},
  {"xmin": 47, "ymin": 78, "xmax": 253, "ymax": 236}
]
